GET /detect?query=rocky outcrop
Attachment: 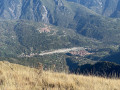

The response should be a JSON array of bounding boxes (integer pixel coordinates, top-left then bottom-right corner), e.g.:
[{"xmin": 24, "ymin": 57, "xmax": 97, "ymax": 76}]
[
  {"xmin": 41, "ymin": 5, "xmax": 49, "ymax": 23},
  {"xmin": 0, "ymin": 0, "xmax": 22, "ymax": 19},
  {"xmin": 0, "ymin": 0, "xmax": 73, "ymax": 24},
  {"xmin": 0, "ymin": 0, "xmax": 50, "ymax": 23}
]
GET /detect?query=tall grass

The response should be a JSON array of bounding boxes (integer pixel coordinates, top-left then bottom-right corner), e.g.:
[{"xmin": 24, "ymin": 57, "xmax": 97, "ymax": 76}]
[{"xmin": 0, "ymin": 61, "xmax": 120, "ymax": 90}]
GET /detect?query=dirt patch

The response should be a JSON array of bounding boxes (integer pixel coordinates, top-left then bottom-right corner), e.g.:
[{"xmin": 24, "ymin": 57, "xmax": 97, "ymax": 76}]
[{"xmin": 38, "ymin": 24, "xmax": 55, "ymax": 33}]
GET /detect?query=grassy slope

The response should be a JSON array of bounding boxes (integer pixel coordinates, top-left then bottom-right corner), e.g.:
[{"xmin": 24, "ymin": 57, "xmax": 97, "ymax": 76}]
[{"xmin": 0, "ymin": 61, "xmax": 120, "ymax": 90}]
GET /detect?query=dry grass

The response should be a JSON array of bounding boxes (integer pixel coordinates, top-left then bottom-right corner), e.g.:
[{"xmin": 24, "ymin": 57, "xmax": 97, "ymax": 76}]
[{"xmin": 0, "ymin": 61, "xmax": 120, "ymax": 90}]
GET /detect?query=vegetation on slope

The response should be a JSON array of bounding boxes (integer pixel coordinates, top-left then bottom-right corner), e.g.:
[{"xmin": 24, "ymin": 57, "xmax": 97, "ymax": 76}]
[
  {"xmin": 0, "ymin": 54, "xmax": 68, "ymax": 72},
  {"xmin": 67, "ymin": 0, "xmax": 120, "ymax": 17},
  {"xmin": 0, "ymin": 61, "xmax": 120, "ymax": 90},
  {"xmin": 2, "ymin": 0, "xmax": 120, "ymax": 45},
  {"xmin": 75, "ymin": 61, "xmax": 120, "ymax": 77},
  {"xmin": 85, "ymin": 46, "xmax": 120, "ymax": 64},
  {"xmin": 66, "ymin": 56, "xmax": 120, "ymax": 77},
  {"xmin": 0, "ymin": 20, "xmax": 101, "ymax": 56},
  {"xmin": 1, "ymin": 0, "xmax": 120, "ymax": 57}
]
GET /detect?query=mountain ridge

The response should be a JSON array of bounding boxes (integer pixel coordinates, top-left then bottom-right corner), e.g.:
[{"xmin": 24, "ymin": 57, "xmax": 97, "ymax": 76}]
[{"xmin": 66, "ymin": 0, "xmax": 120, "ymax": 18}]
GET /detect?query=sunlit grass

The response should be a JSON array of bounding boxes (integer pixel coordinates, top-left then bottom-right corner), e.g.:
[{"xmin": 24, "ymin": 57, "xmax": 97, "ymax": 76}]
[{"xmin": 0, "ymin": 61, "xmax": 120, "ymax": 90}]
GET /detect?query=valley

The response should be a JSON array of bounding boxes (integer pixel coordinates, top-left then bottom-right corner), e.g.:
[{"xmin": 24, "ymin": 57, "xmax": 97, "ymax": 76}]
[{"xmin": 0, "ymin": 1, "xmax": 120, "ymax": 88}]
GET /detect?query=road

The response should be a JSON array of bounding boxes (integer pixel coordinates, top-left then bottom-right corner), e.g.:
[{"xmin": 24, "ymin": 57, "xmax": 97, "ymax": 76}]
[
  {"xmin": 19, "ymin": 47, "xmax": 85, "ymax": 57},
  {"xmin": 39, "ymin": 47, "xmax": 85, "ymax": 56}
]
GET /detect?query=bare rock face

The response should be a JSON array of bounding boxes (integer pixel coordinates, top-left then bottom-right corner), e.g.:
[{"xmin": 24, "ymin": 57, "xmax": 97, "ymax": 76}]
[
  {"xmin": 41, "ymin": 5, "xmax": 49, "ymax": 24},
  {"xmin": 0, "ymin": 0, "xmax": 50, "ymax": 23},
  {"xmin": 1, "ymin": 0, "xmax": 120, "ymax": 20},
  {"xmin": 54, "ymin": 0, "xmax": 64, "ymax": 6},
  {"xmin": 0, "ymin": 0, "xmax": 69, "ymax": 24},
  {"xmin": 0, "ymin": 0, "xmax": 22, "ymax": 19}
]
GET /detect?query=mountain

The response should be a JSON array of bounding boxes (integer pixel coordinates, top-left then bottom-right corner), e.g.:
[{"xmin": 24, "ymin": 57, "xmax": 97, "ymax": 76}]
[
  {"xmin": 1, "ymin": 0, "xmax": 120, "ymax": 43},
  {"xmin": 0, "ymin": 0, "xmax": 120, "ymax": 79},
  {"xmin": 67, "ymin": 0, "xmax": 120, "ymax": 18},
  {"xmin": 0, "ymin": 0, "xmax": 100, "ymax": 56},
  {"xmin": 0, "ymin": 0, "xmax": 120, "ymax": 56},
  {"xmin": 111, "ymin": 1, "xmax": 120, "ymax": 18},
  {"xmin": 0, "ymin": 0, "xmax": 98, "ymax": 27},
  {"xmin": 0, "ymin": 20, "xmax": 100, "ymax": 56}
]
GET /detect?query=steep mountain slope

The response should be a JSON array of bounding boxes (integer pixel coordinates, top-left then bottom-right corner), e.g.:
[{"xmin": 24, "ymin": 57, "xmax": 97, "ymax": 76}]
[
  {"xmin": 0, "ymin": 0, "xmax": 95, "ymax": 24},
  {"xmin": 67, "ymin": 0, "xmax": 120, "ymax": 18},
  {"xmin": 19, "ymin": 0, "xmax": 120, "ymax": 44},
  {"xmin": 0, "ymin": 0, "xmax": 22, "ymax": 19},
  {"xmin": 77, "ymin": 17, "xmax": 120, "ymax": 43},
  {"xmin": 111, "ymin": 1, "xmax": 120, "ymax": 18},
  {"xmin": 0, "ymin": 0, "xmax": 106, "ymax": 57},
  {"xmin": 1, "ymin": 0, "xmax": 120, "ymax": 44}
]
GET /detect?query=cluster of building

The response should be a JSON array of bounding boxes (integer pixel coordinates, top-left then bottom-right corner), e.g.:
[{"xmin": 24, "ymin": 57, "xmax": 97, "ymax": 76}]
[{"xmin": 69, "ymin": 50, "xmax": 92, "ymax": 56}]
